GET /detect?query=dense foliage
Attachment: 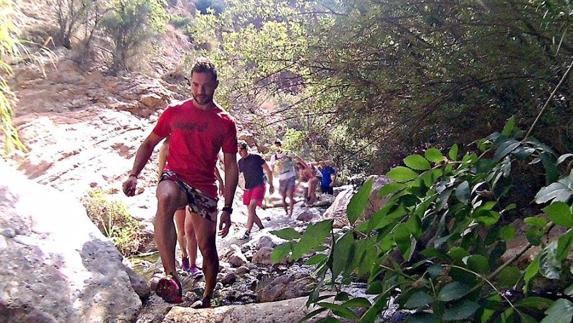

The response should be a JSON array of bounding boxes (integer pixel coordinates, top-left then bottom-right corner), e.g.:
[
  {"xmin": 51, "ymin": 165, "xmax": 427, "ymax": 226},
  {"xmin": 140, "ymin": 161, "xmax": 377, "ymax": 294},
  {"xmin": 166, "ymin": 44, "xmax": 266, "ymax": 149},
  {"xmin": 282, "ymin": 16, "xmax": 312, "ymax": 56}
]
[
  {"xmin": 272, "ymin": 118, "xmax": 573, "ymax": 322},
  {"xmin": 188, "ymin": 0, "xmax": 573, "ymax": 176}
]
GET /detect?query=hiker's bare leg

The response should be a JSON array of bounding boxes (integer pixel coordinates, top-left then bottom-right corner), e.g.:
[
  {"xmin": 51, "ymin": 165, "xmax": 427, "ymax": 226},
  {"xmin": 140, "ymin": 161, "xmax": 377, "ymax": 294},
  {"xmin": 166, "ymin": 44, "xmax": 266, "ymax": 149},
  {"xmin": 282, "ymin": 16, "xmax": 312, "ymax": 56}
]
[
  {"xmin": 184, "ymin": 211, "xmax": 198, "ymax": 267},
  {"xmin": 287, "ymin": 188, "xmax": 295, "ymax": 216},
  {"xmin": 190, "ymin": 212, "xmax": 218, "ymax": 306},
  {"xmin": 155, "ymin": 180, "xmax": 187, "ymax": 279},
  {"xmin": 174, "ymin": 209, "xmax": 188, "ymax": 259},
  {"xmin": 247, "ymin": 199, "xmax": 264, "ymax": 231}
]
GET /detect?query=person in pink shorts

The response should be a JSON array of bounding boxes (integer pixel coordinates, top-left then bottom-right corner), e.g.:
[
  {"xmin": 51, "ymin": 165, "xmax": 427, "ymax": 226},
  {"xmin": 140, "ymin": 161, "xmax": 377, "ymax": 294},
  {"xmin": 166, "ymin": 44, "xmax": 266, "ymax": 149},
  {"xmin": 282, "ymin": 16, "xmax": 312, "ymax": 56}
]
[{"xmin": 237, "ymin": 141, "xmax": 274, "ymax": 239}]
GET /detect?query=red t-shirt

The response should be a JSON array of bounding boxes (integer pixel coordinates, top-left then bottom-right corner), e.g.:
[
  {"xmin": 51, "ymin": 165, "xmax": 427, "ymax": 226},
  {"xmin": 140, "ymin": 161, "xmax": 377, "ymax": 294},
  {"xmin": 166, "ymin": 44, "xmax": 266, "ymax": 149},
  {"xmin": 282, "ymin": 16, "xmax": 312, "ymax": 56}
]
[{"xmin": 153, "ymin": 99, "xmax": 237, "ymax": 197}]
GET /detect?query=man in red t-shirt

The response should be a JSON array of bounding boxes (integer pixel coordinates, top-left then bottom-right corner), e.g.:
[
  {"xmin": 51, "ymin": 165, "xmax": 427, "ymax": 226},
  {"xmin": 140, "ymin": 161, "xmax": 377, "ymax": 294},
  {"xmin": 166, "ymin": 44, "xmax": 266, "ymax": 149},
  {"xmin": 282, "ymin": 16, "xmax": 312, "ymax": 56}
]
[{"xmin": 122, "ymin": 58, "xmax": 238, "ymax": 307}]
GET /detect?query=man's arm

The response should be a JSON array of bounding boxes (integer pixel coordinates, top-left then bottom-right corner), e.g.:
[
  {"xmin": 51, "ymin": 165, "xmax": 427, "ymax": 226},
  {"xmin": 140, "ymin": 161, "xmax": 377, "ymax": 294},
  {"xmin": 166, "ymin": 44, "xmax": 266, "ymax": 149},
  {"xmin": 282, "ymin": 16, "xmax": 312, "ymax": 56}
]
[
  {"xmin": 123, "ymin": 132, "xmax": 164, "ymax": 196},
  {"xmin": 262, "ymin": 162, "xmax": 274, "ymax": 194},
  {"xmin": 219, "ymin": 151, "xmax": 238, "ymax": 237}
]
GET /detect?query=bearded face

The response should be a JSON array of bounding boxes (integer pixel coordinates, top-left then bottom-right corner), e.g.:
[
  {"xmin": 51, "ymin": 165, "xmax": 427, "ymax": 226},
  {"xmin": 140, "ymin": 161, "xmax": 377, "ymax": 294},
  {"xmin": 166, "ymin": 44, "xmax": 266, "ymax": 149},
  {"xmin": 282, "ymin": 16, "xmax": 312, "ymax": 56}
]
[{"xmin": 190, "ymin": 72, "xmax": 218, "ymax": 106}]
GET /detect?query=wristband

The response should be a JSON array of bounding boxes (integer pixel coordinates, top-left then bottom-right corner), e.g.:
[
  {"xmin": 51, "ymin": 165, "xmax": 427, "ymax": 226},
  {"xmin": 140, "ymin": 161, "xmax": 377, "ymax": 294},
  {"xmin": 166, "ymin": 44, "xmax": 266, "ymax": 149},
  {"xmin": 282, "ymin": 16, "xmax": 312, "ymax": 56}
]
[
  {"xmin": 129, "ymin": 173, "xmax": 138, "ymax": 179},
  {"xmin": 222, "ymin": 206, "xmax": 233, "ymax": 214}
]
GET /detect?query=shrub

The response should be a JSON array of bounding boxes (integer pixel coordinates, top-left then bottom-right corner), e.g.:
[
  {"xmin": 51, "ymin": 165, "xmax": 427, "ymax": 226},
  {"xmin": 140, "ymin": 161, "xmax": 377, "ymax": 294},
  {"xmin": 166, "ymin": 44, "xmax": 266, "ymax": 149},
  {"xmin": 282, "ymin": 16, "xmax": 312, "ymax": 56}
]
[
  {"xmin": 273, "ymin": 118, "xmax": 573, "ymax": 322},
  {"xmin": 101, "ymin": 0, "xmax": 168, "ymax": 72},
  {"xmin": 81, "ymin": 188, "xmax": 144, "ymax": 257}
]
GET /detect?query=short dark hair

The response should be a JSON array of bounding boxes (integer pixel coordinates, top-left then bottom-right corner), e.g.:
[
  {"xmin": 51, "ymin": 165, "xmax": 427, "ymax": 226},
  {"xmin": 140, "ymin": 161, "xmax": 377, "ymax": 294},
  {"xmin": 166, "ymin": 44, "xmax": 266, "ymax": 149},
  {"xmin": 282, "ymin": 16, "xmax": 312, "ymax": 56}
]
[
  {"xmin": 238, "ymin": 140, "xmax": 248, "ymax": 150},
  {"xmin": 274, "ymin": 139, "xmax": 282, "ymax": 146},
  {"xmin": 191, "ymin": 57, "xmax": 218, "ymax": 82}
]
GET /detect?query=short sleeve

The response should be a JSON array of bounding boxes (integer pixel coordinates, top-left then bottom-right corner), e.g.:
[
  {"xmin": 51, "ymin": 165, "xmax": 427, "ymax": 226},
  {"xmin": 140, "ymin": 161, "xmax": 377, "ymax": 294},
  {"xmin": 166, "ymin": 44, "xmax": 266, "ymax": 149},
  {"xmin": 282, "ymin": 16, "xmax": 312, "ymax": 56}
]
[
  {"xmin": 257, "ymin": 155, "xmax": 265, "ymax": 166},
  {"xmin": 221, "ymin": 119, "xmax": 238, "ymax": 154},
  {"xmin": 152, "ymin": 107, "xmax": 173, "ymax": 137}
]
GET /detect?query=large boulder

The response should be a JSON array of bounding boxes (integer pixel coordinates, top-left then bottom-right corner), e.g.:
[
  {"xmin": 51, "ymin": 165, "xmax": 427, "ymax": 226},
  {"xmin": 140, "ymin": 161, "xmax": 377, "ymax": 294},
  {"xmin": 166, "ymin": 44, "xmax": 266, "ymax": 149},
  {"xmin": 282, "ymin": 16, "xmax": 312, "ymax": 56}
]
[
  {"xmin": 164, "ymin": 296, "xmax": 327, "ymax": 322},
  {"xmin": 0, "ymin": 163, "xmax": 143, "ymax": 322}
]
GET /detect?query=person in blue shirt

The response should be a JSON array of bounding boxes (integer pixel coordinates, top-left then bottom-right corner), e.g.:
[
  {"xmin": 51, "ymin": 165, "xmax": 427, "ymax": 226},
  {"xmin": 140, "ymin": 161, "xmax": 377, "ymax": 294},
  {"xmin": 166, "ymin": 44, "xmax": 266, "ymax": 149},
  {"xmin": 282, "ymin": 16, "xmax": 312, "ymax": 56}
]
[{"xmin": 318, "ymin": 161, "xmax": 337, "ymax": 195}]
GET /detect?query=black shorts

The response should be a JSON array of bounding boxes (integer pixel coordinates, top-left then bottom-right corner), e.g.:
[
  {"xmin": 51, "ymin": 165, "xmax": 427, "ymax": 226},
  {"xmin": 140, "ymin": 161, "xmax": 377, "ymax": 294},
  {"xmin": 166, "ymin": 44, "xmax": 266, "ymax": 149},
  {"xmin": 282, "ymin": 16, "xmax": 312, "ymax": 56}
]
[{"xmin": 160, "ymin": 170, "xmax": 218, "ymax": 222}]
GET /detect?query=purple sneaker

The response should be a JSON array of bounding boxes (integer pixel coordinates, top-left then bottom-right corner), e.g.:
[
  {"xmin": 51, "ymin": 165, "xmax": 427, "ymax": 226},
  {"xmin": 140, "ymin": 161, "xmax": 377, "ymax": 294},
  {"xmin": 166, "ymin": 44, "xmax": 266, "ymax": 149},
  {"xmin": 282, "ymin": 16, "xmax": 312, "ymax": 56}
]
[
  {"xmin": 182, "ymin": 257, "xmax": 190, "ymax": 272},
  {"xmin": 189, "ymin": 266, "xmax": 203, "ymax": 279}
]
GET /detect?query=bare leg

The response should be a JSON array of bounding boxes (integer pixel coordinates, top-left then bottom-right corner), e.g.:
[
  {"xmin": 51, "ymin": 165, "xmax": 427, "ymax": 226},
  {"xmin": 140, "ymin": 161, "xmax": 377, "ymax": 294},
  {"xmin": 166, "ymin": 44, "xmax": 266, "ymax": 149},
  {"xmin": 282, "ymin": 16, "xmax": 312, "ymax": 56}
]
[
  {"xmin": 287, "ymin": 188, "xmax": 295, "ymax": 216},
  {"xmin": 246, "ymin": 199, "xmax": 264, "ymax": 232},
  {"xmin": 155, "ymin": 181, "xmax": 188, "ymax": 279},
  {"xmin": 184, "ymin": 209, "xmax": 198, "ymax": 267},
  {"xmin": 281, "ymin": 192, "xmax": 289, "ymax": 215},
  {"xmin": 189, "ymin": 212, "xmax": 218, "ymax": 306},
  {"xmin": 174, "ymin": 209, "xmax": 187, "ymax": 259}
]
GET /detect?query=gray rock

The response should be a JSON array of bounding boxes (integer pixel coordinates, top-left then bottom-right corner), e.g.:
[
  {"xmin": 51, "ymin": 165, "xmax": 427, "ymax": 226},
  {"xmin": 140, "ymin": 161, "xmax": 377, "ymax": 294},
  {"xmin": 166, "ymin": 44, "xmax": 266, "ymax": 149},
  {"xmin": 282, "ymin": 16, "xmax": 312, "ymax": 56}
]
[
  {"xmin": 252, "ymin": 247, "xmax": 274, "ymax": 266},
  {"xmin": 164, "ymin": 296, "xmax": 328, "ymax": 322},
  {"xmin": 221, "ymin": 272, "xmax": 237, "ymax": 286},
  {"xmin": 225, "ymin": 244, "xmax": 248, "ymax": 268},
  {"xmin": 0, "ymin": 165, "xmax": 141, "ymax": 322},
  {"xmin": 235, "ymin": 266, "xmax": 250, "ymax": 276},
  {"xmin": 256, "ymin": 236, "xmax": 276, "ymax": 250},
  {"xmin": 257, "ymin": 274, "xmax": 316, "ymax": 303}
]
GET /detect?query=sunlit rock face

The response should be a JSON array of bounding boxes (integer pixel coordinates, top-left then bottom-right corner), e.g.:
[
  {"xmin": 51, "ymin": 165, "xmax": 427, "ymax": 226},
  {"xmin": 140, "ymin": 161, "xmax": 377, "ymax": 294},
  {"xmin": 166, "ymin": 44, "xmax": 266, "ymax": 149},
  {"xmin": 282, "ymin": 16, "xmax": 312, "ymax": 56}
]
[{"xmin": 0, "ymin": 163, "xmax": 143, "ymax": 322}]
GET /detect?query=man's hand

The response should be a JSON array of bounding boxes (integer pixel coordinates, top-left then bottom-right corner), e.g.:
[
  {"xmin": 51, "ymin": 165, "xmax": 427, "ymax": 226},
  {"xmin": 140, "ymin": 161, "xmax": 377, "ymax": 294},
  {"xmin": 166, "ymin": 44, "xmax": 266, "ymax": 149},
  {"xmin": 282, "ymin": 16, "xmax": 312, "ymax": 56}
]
[
  {"xmin": 122, "ymin": 176, "xmax": 138, "ymax": 196},
  {"xmin": 269, "ymin": 184, "xmax": 275, "ymax": 195},
  {"xmin": 218, "ymin": 211, "xmax": 231, "ymax": 237}
]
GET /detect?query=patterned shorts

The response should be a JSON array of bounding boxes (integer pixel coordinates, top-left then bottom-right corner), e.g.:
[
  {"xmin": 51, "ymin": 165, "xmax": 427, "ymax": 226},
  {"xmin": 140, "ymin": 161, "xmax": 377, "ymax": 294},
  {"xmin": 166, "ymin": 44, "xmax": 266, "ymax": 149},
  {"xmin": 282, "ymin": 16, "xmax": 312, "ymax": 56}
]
[{"xmin": 160, "ymin": 170, "xmax": 218, "ymax": 222}]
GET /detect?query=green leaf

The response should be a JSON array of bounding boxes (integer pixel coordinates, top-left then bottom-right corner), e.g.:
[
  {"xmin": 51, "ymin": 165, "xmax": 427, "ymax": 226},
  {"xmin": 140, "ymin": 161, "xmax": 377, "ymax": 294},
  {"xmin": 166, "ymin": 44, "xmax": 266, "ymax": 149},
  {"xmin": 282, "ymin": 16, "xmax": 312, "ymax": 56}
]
[
  {"xmin": 524, "ymin": 255, "xmax": 540, "ymax": 286},
  {"xmin": 347, "ymin": 179, "xmax": 373, "ymax": 225},
  {"xmin": 332, "ymin": 232, "xmax": 354, "ymax": 278},
  {"xmin": 317, "ymin": 302, "xmax": 358, "ymax": 319},
  {"xmin": 496, "ymin": 266, "xmax": 521, "ymax": 288},
  {"xmin": 541, "ymin": 152, "xmax": 559, "ymax": 184},
  {"xmin": 438, "ymin": 282, "xmax": 471, "ymax": 302},
  {"xmin": 539, "ymin": 241, "xmax": 561, "ymax": 280},
  {"xmin": 291, "ymin": 220, "xmax": 333, "ymax": 260},
  {"xmin": 404, "ymin": 291, "xmax": 434, "ymax": 309},
  {"xmin": 455, "ymin": 181, "xmax": 470, "ymax": 204},
  {"xmin": 378, "ymin": 183, "xmax": 405, "ymax": 197},
  {"xmin": 517, "ymin": 297, "xmax": 554, "ymax": 311},
  {"xmin": 425, "ymin": 148, "xmax": 445, "ymax": 163},
  {"xmin": 557, "ymin": 153, "xmax": 573, "ymax": 165},
  {"xmin": 300, "ymin": 307, "xmax": 328, "ymax": 322},
  {"xmin": 544, "ymin": 202, "xmax": 573, "ymax": 227},
  {"xmin": 271, "ymin": 243, "xmax": 292, "ymax": 264},
  {"xmin": 501, "ymin": 116, "xmax": 516, "ymax": 137},
  {"xmin": 342, "ymin": 297, "xmax": 371, "ymax": 308},
  {"xmin": 428, "ymin": 263, "xmax": 444, "ymax": 278},
  {"xmin": 404, "ymin": 154, "xmax": 431, "ymax": 170},
  {"xmin": 525, "ymin": 216, "xmax": 547, "ymax": 227},
  {"xmin": 464, "ymin": 255, "xmax": 490, "ymax": 274},
  {"xmin": 493, "ymin": 139, "xmax": 520, "ymax": 162},
  {"xmin": 499, "ymin": 225, "xmax": 516, "ymax": 240},
  {"xmin": 387, "ymin": 166, "xmax": 418, "ymax": 182},
  {"xmin": 474, "ymin": 210, "xmax": 501, "ymax": 226},
  {"xmin": 557, "ymin": 231, "xmax": 573, "ymax": 261},
  {"xmin": 541, "ymin": 299, "xmax": 573, "ymax": 323},
  {"xmin": 535, "ymin": 176, "xmax": 573, "ymax": 204},
  {"xmin": 305, "ymin": 253, "xmax": 328, "ymax": 266},
  {"xmin": 443, "ymin": 300, "xmax": 480, "ymax": 321},
  {"xmin": 448, "ymin": 144, "xmax": 459, "ymax": 160},
  {"xmin": 271, "ymin": 227, "xmax": 301, "ymax": 240}
]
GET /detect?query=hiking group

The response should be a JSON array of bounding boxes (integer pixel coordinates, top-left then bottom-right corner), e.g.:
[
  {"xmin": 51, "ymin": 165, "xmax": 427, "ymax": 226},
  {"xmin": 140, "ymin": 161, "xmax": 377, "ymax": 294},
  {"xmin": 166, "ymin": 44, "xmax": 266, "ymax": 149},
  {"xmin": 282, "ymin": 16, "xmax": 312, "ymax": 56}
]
[{"xmin": 122, "ymin": 58, "xmax": 336, "ymax": 307}]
